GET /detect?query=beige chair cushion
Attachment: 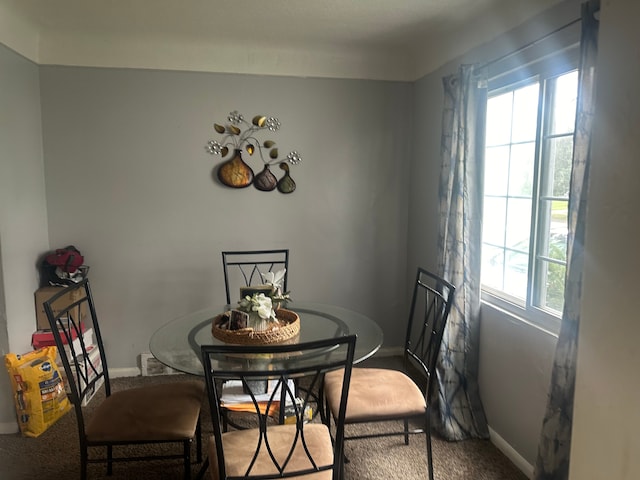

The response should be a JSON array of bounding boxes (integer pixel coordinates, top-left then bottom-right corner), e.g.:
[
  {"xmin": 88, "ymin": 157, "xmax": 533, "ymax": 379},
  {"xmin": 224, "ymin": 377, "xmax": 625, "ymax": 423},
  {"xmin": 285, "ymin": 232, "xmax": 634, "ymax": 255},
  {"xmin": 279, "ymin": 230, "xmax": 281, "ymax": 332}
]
[
  {"xmin": 209, "ymin": 423, "xmax": 333, "ymax": 480},
  {"xmin": 86, "ymin": 380, "xmax": 204, "ymax": 443},
  {"xmin": 324, "ymin": 368, "xmax": 426, "ymax": 422}
]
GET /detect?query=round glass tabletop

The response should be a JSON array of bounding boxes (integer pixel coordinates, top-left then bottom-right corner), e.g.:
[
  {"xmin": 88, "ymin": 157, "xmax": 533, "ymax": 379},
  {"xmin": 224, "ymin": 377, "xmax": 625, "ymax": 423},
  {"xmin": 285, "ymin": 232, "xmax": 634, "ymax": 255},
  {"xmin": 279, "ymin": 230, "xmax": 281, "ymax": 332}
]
[{"xmin": 149, "ymin": 302, "xmax": 383, "ymax": 375}]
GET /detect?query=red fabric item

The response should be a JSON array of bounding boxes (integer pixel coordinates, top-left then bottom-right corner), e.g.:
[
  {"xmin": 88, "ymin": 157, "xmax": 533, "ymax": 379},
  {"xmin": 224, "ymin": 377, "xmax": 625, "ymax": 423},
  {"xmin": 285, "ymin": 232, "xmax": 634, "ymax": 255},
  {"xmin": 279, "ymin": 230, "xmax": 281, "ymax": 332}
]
[
  {"xmin": 31, "ymin": 322, "xmax": 86, "ymax": 348},
  {"xmin": 45, "ymin": 247, "xmax": 84, "ymax": 273}
]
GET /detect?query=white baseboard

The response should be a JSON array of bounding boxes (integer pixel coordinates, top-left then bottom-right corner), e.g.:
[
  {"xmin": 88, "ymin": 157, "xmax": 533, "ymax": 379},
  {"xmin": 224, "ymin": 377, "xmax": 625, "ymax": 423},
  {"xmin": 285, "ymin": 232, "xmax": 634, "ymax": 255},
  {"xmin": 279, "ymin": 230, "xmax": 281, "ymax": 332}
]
[
  {"xmin": 109, "ymin": 367, "xmax": 141, "ymax": 378},
  {"xmin": 0, "ymin": 421, "xmax": 19, "ymax": 434},
  {"xmin": 488, "ymin": 426, "xmax": 534, "ymax": 479}
]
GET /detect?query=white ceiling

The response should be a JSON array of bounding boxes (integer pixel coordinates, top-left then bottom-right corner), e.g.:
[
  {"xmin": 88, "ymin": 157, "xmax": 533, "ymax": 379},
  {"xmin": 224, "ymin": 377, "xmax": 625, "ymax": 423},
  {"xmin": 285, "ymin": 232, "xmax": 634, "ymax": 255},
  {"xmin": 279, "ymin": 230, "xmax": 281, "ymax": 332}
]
[{"xmin": 0, "ymin": 0, "xmax": 562, "ymax": 81}]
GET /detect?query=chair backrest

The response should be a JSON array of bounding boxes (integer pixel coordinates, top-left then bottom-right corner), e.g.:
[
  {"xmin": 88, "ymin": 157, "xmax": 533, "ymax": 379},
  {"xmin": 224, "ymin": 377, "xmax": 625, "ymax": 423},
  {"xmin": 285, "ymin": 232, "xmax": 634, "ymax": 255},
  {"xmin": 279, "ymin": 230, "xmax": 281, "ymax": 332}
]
[
  {"xmin": 221, "ymin": 249, "xmax": 289, "ymax": 305},
  {"xmin": 43, "ymin": 279, "xmax": 111, "ymax": 433},
  {"xmin": 201, "ymin": 335, "xmax": 356, "ymax": 480},
  {"xmin": 404, "ymin": 267, "xmax": 455, "ymax": 403}
]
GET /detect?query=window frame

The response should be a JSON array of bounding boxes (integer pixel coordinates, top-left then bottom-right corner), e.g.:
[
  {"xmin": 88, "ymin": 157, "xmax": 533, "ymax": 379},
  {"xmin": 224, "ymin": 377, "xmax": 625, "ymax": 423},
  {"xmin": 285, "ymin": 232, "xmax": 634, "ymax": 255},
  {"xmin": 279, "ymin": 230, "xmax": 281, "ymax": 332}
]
[{"xmin": 480, "ymin": 44, "xmax": 580, "ymax": 334}]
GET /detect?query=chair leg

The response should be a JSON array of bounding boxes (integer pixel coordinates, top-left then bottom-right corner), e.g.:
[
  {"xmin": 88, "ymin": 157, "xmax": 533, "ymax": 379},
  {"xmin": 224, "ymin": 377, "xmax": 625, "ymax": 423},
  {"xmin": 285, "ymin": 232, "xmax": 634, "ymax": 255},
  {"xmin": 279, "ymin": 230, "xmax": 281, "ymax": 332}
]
[
  {"xmin": 322, "ymin": 393, "xmax": 333, "ymax": 429},
  {"xmin": 184, "ymin": 440, "xmax": 192, "ymax": 480},
  {"xmin": 222, "ymin": 409, "xmax": 229, "ymax": 432},
  {"xmin": 196, "ymin": 417, "xmax": 203, "ymax": 463},
  {"xmin": 404, "ymin": 418, "xmax": 410, "ymax": 445},
  {"xmin": 426, "ymin": 411, "xmax": 434, "ymax": 480},
  {"xmin": 318, "ymin": 382, "xmax": 327, "ymax": 425},
  {"xmin": 107, "ymin": 445, "xmax": 113, "ymax": 475},
  {"xmin": 80, "ymin": 445, "xmax": 88, "ymax": 480},
  {"xmin": 323, "ymin": 398, "xmax": 330, "ymax": 429}
]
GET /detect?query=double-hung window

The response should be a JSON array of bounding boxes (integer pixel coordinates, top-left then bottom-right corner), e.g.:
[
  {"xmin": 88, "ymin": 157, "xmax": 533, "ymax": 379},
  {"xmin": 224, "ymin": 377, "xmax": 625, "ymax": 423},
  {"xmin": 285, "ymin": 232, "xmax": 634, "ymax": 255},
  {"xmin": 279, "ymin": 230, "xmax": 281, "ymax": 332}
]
[{"xmin": 480, "ymin": 49, "xmax": 579, "ymax": 331}]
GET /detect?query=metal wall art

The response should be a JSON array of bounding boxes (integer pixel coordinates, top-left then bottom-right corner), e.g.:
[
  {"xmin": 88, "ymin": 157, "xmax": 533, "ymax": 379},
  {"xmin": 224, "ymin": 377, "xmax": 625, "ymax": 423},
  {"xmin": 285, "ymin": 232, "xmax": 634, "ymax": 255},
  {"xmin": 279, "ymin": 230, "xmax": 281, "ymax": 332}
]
[{"xmin": 205, "ymin": 111, "xmax": 302, "ymax": 193}]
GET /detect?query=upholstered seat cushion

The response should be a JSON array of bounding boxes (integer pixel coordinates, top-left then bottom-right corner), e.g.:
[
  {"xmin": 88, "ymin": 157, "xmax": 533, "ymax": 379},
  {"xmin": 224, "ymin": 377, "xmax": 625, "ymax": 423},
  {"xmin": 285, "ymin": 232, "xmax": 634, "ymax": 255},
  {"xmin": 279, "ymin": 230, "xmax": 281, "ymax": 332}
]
[
  {"xmin": 209, "ymin": 423, "xmax": 333, "ymax": 480},
  {"xmin": 86, "ymin": 380, "xmax": 204, "ymax": 443},
  {"xmin": 324, "ymin": 368, "xmax": 426, "ymax": 422}
]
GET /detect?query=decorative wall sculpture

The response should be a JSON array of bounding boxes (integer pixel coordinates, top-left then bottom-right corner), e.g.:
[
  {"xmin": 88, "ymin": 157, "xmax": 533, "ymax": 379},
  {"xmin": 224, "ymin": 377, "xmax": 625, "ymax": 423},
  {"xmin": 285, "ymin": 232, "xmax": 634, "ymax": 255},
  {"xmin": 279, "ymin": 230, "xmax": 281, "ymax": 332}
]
[{"xmin": 205, "ymin": 111, "xmax": 302, "ymax": 193}]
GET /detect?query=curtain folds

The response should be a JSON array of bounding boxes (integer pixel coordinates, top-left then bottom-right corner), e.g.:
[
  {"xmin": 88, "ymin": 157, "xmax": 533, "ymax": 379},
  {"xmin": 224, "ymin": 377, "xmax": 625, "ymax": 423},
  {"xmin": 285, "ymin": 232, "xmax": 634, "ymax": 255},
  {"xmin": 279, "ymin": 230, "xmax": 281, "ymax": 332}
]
[
  {"xmin": 534, "ymin": 2, "xmax": 599, "ymax": 479},
  {"xmin": 435, "ymin": 64, "xmax": 490, "ymax": 441}
]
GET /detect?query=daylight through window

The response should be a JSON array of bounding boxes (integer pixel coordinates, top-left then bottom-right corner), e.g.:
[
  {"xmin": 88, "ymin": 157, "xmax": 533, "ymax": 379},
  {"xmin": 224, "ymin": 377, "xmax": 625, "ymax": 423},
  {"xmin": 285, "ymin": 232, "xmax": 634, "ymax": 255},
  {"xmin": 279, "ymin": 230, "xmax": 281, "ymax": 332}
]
[{"xmin": 481, "ymin": 69, "xmax": 578, "ymax": 325}]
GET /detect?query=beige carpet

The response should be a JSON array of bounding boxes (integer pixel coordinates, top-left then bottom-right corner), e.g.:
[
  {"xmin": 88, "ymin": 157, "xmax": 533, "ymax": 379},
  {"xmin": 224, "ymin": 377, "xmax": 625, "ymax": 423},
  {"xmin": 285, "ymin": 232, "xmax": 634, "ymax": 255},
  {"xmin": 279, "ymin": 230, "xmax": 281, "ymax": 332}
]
[{"xmin": 0, "ymin": 371, "xmax": 527, "ymax": 479}]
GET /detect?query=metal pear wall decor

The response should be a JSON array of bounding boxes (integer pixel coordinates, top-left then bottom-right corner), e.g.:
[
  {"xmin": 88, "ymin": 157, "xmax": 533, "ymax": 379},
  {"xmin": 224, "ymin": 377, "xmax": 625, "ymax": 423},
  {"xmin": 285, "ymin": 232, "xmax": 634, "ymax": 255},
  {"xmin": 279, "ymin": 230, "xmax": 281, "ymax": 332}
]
[{"xmin": 205, "ymin": 110, "xmax": 302, "ymax": 193}]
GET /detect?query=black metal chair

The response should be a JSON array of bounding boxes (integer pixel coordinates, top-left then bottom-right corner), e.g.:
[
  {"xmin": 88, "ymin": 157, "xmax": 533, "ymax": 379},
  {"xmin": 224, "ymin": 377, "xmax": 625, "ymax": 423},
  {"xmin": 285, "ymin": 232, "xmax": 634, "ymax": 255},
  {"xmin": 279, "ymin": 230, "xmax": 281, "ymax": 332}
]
[
  {"xmin": 219, "ymin": 249, "xmax": 290, "ymax": 430},
  {"xmin": 322, "ymin": 267, "xmax": 455, "ymax": 480},
  {"xmin": 221, "ymin": 249, "xmax": 289, "ymax": 305},
  {"xmin": 43, "ymin": 278, "xmax": 204, "ymax": 479},
  {"xmin": 201, "ymin": 335, "xmax": 356, "ymax": 480}
]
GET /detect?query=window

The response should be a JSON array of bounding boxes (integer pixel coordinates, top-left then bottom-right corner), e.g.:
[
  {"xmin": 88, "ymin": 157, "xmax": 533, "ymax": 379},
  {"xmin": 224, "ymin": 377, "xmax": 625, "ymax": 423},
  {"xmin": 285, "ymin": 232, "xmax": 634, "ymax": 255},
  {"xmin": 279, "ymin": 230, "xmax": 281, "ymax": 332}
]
[{"xmin": 480, "ymin": 67, "xmax": 578, "ymax": 329}]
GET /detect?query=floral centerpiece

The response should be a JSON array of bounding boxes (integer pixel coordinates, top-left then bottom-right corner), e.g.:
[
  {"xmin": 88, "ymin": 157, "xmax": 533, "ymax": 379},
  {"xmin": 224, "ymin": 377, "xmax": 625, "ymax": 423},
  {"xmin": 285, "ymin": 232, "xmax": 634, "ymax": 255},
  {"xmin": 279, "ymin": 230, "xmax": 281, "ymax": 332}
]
[
  {"xmin": 236, "ymin": 269, "xmax": 291, "ymax": 332},
  {"xmin": 211, "ymin": 268, "xmax": 299, "ymax": 344},
  {"xmin": 205, "ymin": 110, "xmax": 302, "ymax": 193}
]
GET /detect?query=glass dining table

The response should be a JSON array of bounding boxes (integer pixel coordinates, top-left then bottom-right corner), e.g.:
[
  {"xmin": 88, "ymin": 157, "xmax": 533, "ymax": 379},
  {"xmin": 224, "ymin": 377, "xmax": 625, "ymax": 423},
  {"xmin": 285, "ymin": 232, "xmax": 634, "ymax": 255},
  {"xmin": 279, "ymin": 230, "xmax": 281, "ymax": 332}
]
[{"xmin": 149, "ymin": 302, "xmax": 384, "ymax": 375}]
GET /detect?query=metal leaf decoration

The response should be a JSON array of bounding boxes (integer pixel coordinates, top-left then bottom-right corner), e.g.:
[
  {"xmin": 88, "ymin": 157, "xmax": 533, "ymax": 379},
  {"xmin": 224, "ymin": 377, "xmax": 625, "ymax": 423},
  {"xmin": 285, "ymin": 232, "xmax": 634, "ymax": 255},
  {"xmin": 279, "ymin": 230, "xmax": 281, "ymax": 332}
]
[
  {"xmin": 204, "ymin": 110, "xmax": 302, "ymax": 194},
  {"xmin": 252, "ymin": 116, "xmax": 266, "ymax": 127}
]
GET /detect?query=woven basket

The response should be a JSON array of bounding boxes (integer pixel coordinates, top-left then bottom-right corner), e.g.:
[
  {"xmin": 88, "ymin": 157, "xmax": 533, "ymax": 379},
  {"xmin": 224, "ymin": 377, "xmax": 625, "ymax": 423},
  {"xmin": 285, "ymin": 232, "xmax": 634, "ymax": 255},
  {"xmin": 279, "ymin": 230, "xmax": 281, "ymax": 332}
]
[{"xmin": 211, "ymin": 308, "xmax": 300, "ymax": 345}]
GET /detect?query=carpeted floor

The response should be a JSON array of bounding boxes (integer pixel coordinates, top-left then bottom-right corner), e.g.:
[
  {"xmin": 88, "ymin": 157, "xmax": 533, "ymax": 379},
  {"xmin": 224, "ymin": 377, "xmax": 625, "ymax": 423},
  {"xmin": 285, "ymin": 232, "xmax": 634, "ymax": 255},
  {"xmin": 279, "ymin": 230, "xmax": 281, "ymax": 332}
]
[{"xmin": 0, "ymin": 361, "xmax": 528, "ymax": 479}]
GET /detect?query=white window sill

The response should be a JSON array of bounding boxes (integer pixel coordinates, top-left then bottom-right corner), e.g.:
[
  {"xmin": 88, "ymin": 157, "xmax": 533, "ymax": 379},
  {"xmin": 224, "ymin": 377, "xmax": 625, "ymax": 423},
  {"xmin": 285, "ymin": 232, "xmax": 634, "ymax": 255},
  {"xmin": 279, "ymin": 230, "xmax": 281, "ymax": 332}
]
[{"xmin": 481, "ymin": 292, "xmax": 560, "ymax": 338}]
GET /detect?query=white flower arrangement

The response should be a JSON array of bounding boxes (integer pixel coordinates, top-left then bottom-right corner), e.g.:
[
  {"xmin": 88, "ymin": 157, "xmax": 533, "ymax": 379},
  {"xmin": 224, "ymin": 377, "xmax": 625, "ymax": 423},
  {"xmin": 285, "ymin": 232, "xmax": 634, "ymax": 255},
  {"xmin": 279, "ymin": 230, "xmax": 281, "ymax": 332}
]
[
  {"xmin": 238, "ymin": 293, "xmax": 276, "ymax": 322},
  {"xmin": 261, "ymin": 269, "xmax": 286, "ymax": 290},
  {"xmin": 235, "ymin": 269, "xmax": 291, "ymax": 330},
  {"xmin": 260, "ymin": 269, "xmax": 291, "ymax": 304}
]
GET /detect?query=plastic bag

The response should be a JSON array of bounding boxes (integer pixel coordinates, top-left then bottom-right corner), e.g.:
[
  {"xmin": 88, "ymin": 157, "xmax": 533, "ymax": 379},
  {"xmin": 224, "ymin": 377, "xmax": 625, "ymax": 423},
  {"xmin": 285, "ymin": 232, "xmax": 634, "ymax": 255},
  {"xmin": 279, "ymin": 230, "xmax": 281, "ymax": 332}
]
[{"xmin": 5, "ymin": 347, "xmax": 72, "ymax": 437}]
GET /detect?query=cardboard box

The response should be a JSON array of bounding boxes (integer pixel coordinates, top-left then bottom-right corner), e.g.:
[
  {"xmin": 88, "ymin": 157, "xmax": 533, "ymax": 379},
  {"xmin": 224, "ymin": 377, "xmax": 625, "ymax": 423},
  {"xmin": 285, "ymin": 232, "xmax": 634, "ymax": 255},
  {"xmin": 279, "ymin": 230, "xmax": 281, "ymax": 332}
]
[
  {"xmin": 32, "ymin": 326, "xmax": 94, "ymax": 361},
  {"xmin": 32, "ymin": 323, "xmax": 87, "ymax": 347},
  {"xmin": 35, "ymin": 286, "xmax": 88, "ymax": 330},
  {"xmin": 64, "ymin": 344, "xmax": 104, "ymax": 406}
]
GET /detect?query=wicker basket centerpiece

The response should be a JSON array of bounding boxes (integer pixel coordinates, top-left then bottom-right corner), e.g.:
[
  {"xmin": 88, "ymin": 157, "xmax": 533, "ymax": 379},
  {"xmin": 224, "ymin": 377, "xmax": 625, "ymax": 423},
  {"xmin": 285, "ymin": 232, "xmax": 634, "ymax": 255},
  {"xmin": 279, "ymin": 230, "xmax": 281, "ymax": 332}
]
[
  {"xmin": 215, "ymin": 272, "xmax": 295, "ymax": 345},
  {"xmin": 211, "ymin": 308, "xmax": 300, "ymax": 345}
]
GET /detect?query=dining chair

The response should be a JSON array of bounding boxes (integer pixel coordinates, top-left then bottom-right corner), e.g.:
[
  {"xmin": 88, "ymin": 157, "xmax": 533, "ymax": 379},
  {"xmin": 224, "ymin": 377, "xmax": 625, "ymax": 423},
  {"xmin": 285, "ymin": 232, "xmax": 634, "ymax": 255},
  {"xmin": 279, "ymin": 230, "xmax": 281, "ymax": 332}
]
[
  {"xmin": 43, "ymin": 278, "xmax": 204, "ymax": 479},
  {"xmin": 219, "ymin": 249, "xmax": 290, "ymax": 429},
  {"xmin": 221, "ymin": 249, "xmax": 289, "ymax": 305},
  {"xmin": 322, "ymin": 267, "xmax": 455, "ymax": 480},
  {"xmin": 201, "ymin": 335, "xmax": 357, "ymax": 480}
]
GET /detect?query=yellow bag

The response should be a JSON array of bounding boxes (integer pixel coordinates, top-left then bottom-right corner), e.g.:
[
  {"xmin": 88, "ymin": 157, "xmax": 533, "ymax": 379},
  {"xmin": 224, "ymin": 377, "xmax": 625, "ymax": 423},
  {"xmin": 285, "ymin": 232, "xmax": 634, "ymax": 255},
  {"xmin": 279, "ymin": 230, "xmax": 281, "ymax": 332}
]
[{"xmin": 5, "ymin": 346, "xmax": 72, "ymax": 437}]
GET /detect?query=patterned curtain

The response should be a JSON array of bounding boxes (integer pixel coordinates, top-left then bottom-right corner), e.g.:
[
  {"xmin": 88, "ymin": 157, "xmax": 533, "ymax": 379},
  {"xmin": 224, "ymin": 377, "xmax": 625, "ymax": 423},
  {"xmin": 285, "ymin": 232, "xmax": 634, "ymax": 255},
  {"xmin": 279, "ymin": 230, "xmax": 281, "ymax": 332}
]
[
  {"xmin": 435, "ymin": 64, "xmax": 490, "ymax": 441},
  {"xmin": 534, "ymin": 2, "xmax": 599, "ymax": 479}
]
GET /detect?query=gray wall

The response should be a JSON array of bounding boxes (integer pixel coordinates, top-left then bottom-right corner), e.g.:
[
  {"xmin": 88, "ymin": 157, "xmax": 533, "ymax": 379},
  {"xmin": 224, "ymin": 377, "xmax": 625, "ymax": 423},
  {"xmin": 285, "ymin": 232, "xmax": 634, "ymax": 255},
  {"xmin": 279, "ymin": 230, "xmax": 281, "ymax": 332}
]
[
  {"xmin": 0, "ymin": 43, "xmax": 49, "ymax": 432},
  {"xmin": 39, "ymin": 67, "xmax": 412, "ymax": 370},
  {"xmin": 570, "ymin": 0, "xmax": 640, "ymax": 478}
]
